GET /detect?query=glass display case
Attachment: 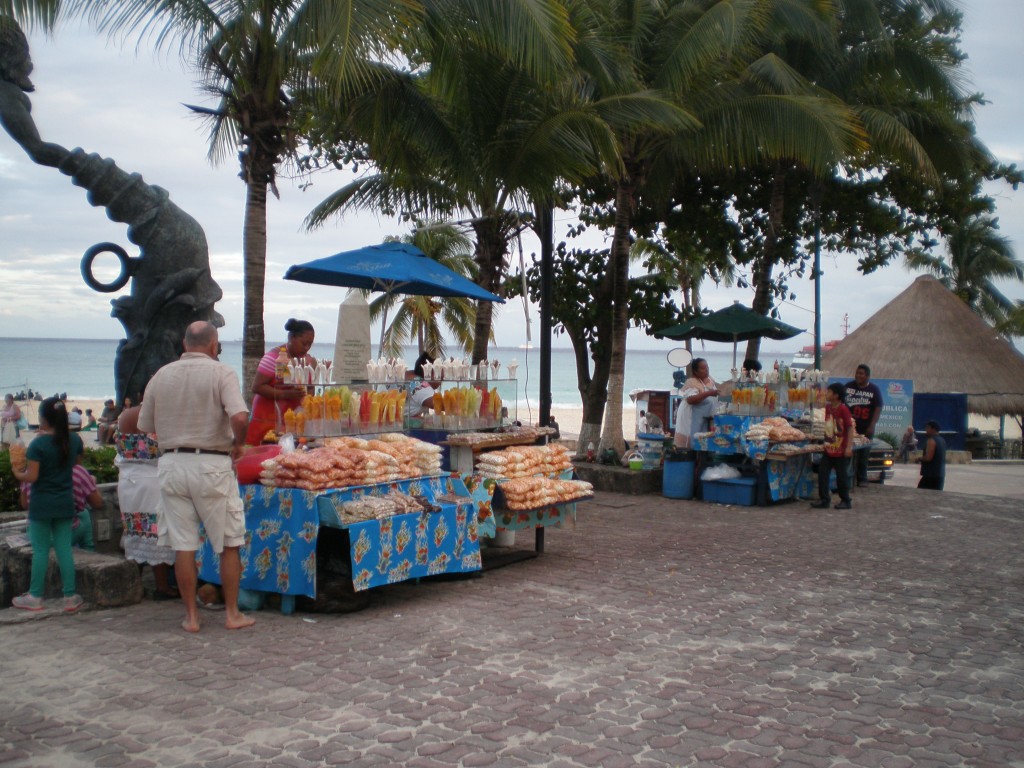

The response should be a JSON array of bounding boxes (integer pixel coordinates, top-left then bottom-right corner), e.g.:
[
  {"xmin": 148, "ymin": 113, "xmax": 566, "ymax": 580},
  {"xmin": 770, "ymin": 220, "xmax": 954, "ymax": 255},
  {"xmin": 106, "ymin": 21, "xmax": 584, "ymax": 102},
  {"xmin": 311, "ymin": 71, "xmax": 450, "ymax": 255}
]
[
  {"xmin": 404, "ymin": 377, "xmax": 517, "ymax": 432},
  {"xmin": 274, "ymin": 378, "xmax": 518, "ymax": 438}
]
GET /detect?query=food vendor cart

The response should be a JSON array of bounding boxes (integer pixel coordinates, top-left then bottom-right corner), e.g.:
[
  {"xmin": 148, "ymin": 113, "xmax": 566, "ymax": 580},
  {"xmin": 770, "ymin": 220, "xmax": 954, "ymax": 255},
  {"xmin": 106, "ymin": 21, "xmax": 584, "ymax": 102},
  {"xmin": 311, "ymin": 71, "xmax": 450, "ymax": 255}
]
[
  {"xmin": 656, "ymin": 305, "xmax": 810, "ymax": 505},
  {"xmin": 194, "ymin": 243, "xmax": 587, "ymax": 612},
  {"xmin": 692, "ymin": 413, "xmax": 819, "ymax": 505}
]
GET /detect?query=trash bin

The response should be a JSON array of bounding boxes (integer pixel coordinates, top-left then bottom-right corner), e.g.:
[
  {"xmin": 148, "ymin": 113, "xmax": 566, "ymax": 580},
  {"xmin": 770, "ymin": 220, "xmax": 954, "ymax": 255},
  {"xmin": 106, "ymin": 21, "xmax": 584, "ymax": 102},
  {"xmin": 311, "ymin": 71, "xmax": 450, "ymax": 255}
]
[{"xmin": 662, "ymin": 447, "xmax": 695, "ymax": 499}]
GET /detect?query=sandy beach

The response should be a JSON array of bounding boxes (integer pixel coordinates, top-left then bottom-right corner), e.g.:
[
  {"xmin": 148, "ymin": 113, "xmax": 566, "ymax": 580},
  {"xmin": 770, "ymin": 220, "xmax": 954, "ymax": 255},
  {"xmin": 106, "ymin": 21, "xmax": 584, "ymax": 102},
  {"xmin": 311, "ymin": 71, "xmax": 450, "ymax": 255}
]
[{"xmin": 15, "ymin": 398, "xmax": 111, "ymax": 438}]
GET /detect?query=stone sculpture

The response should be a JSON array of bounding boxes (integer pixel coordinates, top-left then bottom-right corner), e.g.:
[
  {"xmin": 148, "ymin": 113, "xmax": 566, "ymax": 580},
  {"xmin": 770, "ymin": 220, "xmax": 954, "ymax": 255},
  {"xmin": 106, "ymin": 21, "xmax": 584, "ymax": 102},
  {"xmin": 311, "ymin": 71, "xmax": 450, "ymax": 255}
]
[{"xmin": 0, "ymin": 17, "xmax": 224, "ymax": 404}]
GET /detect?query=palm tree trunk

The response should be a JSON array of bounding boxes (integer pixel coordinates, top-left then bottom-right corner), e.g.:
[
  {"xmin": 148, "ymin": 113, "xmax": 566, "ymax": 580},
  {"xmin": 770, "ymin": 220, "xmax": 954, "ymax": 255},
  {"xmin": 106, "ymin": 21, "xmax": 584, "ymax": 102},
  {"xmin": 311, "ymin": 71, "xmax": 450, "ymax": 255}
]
[
  {"xmin": 378, "ymin": 305, "xmax": 389, "ymax": 358},
  {"xmin": 599, "ymin": 173, "xmax": 639, "ymax": 456},
  {"xmin": 745, "ymin": 167, "xmax": 786, "ymax": 364},
  {"xmin": 470, "ymin": 217, "xmax": 506, "ymax": 364},
  {"xmin": 567, "ymin": 325, "xmax": 610, "ymax": 459},
  {"xmin": 242, "ymin": 179, "xmax": 268, "ymax": 405}
]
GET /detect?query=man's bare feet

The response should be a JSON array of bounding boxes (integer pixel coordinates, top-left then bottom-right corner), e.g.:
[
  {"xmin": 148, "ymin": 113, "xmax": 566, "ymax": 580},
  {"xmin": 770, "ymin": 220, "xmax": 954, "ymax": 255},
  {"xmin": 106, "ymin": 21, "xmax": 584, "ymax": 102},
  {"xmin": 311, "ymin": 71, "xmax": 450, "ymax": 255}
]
[
  {"xmin": 225, "ymin": 614, "xmax": 255, "ymax": 630},
  {"xmin": 181, "ymin": 617, "xmax": 201, "ymax": 633}
]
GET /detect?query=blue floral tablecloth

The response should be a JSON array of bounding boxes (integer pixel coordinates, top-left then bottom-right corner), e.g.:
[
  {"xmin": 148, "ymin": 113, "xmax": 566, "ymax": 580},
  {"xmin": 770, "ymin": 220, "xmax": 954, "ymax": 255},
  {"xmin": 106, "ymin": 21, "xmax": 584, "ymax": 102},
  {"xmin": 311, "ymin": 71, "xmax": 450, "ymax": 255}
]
[
  {"xmin": 764, "ymin": 454, "xmax": 816, "ymax": 502},
  {"xmin": 693, "ymin": 415, "xmax": 770, "ymax": 460},
  {"xmin": 460, "ymin": 471, "xmax": 578, "ymax": 538},
  {"xmin": 198, "ymin": 475, "xmax": 481, "ymax": 596}
]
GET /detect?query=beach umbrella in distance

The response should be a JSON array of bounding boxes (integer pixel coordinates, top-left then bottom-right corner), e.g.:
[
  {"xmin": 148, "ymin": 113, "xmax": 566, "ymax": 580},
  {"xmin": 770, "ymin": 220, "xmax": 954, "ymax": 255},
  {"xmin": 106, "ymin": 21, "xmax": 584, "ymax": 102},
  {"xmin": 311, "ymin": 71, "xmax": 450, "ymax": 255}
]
[
  {"xmin": 656, "ymin": 302, "xmax": 803, "ymax": 368},
  {"xmin": 283, "ymin": 241, "xmax": 504, "ymax": 302}
]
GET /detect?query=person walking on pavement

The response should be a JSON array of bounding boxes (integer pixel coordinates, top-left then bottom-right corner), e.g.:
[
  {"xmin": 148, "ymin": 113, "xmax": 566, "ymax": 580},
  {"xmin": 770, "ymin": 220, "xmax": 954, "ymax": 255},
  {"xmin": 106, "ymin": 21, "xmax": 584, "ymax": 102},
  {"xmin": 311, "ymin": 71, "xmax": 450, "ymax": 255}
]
[
  {"xmin": 138, "ymin": 321, "xmax": 254, "ymax": 633},
  {"xmin": 812, "ymin": 383, "xmax": 854, "ymax": 510},
  {"xmin": 845, "ymin": 363, "xmax": 883, "ymax": 487},
  {"xmin": 916, "ymin": 420, "xmax": 947, "ymax": 491},
  {"xmin": 898, "ymin": 425, "xmax": 917, "ymax": 464}
]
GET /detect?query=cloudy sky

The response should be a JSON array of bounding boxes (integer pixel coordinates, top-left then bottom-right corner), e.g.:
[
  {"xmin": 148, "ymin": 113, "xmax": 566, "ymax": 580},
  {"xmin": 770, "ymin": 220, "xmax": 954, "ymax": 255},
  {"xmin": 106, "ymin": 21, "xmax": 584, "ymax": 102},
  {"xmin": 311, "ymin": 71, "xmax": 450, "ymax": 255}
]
[{"xmin": 1, "ymin": 4, "xmax": 1022, "ymax": 354}]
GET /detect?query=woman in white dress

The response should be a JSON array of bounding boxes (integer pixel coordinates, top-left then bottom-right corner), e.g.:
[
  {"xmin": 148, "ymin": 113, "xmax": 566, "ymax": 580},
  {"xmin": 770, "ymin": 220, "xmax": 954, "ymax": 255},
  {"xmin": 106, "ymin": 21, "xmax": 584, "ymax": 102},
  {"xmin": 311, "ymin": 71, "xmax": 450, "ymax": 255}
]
[
  {"xmin": 672, "ymin": 358, "xmax": 720, "ymax": 449},
  {"xmin": 116, "ymin": 404, "xmax": 178, "ymax": 600}
]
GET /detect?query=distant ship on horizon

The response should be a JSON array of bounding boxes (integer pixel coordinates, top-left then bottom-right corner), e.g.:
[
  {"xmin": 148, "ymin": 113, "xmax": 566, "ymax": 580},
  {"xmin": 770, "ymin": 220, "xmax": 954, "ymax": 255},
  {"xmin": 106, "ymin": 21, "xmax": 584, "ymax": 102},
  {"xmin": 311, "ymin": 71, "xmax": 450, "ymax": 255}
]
[{"xmin": 790, "ymin": 314, "xmax": 848, "ymax": 370}]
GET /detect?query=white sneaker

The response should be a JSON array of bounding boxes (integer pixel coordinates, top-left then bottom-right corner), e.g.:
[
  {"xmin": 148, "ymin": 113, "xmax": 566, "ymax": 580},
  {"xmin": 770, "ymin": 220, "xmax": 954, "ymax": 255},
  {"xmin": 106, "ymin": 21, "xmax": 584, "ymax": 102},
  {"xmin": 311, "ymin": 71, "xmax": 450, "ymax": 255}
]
[
  {"xmin": 63, "ymin": 594, "xmax": 84, "ymax": 613},
  {"xmin": 12, "ymin": 593, "xmax": 44, "ymax": 611}
]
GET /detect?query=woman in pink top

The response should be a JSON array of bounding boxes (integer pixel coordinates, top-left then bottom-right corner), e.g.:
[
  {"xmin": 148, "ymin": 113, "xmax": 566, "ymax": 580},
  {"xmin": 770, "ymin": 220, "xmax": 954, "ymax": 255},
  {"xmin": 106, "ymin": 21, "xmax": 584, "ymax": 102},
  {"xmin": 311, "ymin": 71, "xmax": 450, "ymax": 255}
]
[
  {"xmin": 244, "ymin": 318, "xmax": 316, "ymax": 445},
  {"xmin": 1, "ymin": 393, "xmax": 22, "ymax": 445}
]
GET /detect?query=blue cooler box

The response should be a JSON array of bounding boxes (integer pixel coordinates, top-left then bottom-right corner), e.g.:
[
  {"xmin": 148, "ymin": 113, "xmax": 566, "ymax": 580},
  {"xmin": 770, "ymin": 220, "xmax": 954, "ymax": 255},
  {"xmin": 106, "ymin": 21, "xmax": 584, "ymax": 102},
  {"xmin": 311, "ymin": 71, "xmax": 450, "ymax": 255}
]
[{"xmin": 702, "ymin": 477, "xmax": 758, "ymax": 506}]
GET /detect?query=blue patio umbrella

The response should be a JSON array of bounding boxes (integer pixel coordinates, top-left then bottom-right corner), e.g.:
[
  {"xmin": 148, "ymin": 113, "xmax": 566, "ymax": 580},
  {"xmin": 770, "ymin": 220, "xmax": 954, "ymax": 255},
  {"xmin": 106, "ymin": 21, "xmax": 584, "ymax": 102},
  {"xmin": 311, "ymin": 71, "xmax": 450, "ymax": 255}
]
[{"xmin": 284, "ymin": 242, "xmax": 504, "ymax": 303}]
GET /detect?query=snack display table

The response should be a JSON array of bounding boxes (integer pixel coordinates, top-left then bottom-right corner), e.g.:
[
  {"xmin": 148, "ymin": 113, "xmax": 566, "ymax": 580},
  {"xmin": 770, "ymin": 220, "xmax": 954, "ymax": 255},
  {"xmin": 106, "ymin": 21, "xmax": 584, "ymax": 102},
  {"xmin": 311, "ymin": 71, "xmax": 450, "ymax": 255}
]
[
  {"xmin": 693, "ymin": 415, "xmax": 818, "ymax": 504},
  {"xmin": 197, "ymin": 475, "xmax": 480, "ymax": 614},
  {"xmin": 445, "ymin": 431, "xmax": 580, "ymax": 565}
]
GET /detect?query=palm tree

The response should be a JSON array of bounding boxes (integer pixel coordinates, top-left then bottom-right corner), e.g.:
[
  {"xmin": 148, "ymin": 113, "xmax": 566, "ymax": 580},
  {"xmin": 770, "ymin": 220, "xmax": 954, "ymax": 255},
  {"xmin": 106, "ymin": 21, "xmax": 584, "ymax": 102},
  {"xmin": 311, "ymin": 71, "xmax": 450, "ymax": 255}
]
[
  {"xmin": 740, "ymin": 0, "xmax": 978, "ymax": 363},
  {"xmin": 567, "ymin": 0, "xmax": 860, "ymax": 455},
  {"xmin": 305, "ymin": 1, "xmax": 671, "ymax": 365},
  {"xmin": 633, "ymin": 228, "xmax": 737, "ymax": 336},
  {"xmin": 365, "ymin": 225, "xmax": 479, "ymax": 359},
  {"xmin": 906, "ymin": 213, "xmax": 1024, "ymax": 335},
  {"xmin": 8, "ymin": 0, "xmax": 422, "ymax": 395}
]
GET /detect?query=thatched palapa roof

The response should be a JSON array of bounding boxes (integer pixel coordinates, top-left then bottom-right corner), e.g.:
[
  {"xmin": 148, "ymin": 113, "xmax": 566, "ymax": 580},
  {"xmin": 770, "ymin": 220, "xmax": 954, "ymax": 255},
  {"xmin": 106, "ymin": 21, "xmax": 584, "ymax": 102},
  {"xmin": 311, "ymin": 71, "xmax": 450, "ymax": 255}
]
[{"xmin": 821, "ymin": 275, "xmax": 1024, "ymax": 417}]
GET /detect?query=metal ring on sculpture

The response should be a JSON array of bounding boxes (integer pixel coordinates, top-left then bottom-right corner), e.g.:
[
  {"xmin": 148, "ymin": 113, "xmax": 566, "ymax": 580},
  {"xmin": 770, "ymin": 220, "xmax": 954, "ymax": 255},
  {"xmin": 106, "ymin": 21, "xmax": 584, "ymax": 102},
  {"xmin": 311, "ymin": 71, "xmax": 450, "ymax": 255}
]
[{"xmin": 81, "ymin": 242, "xmax": 133, "ymax": 292}]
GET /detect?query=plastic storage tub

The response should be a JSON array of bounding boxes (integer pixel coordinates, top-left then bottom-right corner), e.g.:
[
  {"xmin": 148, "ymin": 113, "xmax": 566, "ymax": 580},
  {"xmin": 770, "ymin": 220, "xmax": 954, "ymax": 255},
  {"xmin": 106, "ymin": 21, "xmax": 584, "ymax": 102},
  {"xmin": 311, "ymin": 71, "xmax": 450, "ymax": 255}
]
[
  {"xmin": 635, "ymin": 434, "xmax": 665, "ymax": 470},
  {"xmin": 662, "ymin": 453, "xmax": 695, "ymax": 499},
  {"xmin": 701, "ymin": 477, "xmax": 757, "ymax": 506}
]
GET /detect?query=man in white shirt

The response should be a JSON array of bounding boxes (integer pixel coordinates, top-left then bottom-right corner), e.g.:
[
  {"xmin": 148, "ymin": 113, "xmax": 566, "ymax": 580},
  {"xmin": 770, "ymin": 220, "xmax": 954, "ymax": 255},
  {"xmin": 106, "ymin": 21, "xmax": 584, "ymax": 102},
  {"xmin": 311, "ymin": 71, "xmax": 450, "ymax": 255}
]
[{"xmin": 138, "ymin": 321, "xmax": 254, "ymax": 634}]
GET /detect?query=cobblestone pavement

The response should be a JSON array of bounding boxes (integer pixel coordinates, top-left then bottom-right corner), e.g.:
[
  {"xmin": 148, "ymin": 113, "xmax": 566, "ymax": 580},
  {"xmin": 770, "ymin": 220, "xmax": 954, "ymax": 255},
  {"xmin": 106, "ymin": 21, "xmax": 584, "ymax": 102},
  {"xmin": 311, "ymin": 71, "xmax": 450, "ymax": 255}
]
[{"xmin": 2, "ymin": 481, "xmax": 1022, "ymax": 767}]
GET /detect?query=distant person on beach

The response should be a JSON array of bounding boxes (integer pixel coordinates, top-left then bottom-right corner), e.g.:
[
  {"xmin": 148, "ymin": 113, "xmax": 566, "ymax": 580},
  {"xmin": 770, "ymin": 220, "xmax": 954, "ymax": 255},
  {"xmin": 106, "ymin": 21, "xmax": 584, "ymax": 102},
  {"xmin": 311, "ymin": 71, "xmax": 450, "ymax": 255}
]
[
  {"xmin": 97, "ymin": 399, "xmax": 120, "ymax": 444},
  {"xmin": 67, "ymin": 407, "xmax": 83, "ymax": 431},
  {"xmin": 646, "ymin": 411, "xmax": 664, "ymax": 433},
  {"xmin": 845, "ymin": 364, "xmax": 883, "ymax": 487},
  {"xmin": 639, "ymin": 410, "xmax": 649, "ymax": 434},
  {"xmin": 899, "ymin": 426, "xmax": 917, "ymax": 463},
  {"xmin": 138, "ymin": 321, "xmax": 253, "ymax": 633},
  {"xmin": 84, "ymin": 409, "xmax": 97, "ymax": 430},
  {"xmin": 2, "ymin": 393, "xmax": 22, "ymax": 445},
  {"xmin": 916, "ymin": 420, "xmax": 946, "ymax": 491},
  {"xmin": 812, "ymin": 383, "xmax": 853, "ymax": 510},
  {"xmin": 245, "ymin": 318, "xmax": 317, "ymax": 444},
  {"xmin": 9, "ymin": 397, "xmax": 85, "ymax": 612},
  {"xmin": 548, "ymin": 415, "xmax": 560, "ymax": 440}
]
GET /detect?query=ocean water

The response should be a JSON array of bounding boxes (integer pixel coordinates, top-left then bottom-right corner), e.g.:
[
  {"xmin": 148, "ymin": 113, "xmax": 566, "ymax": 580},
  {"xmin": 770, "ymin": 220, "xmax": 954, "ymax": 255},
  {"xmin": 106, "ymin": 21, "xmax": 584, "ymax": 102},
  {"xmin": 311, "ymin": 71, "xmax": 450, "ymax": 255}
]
[{"xmin": 0, "ymin": 338, "xmax": 795, "ymax": 408}]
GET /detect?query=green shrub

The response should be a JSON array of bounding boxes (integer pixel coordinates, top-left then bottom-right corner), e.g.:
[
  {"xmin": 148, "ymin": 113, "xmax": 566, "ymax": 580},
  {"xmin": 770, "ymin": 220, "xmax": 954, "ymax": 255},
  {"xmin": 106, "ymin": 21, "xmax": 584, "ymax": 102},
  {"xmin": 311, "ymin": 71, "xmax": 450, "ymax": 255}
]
[
  {"xmin": 0, "ymin": 444, "xmax": 118, "ymax": 512},
  {"xmin": 0, "ymin": 450, "xmax": 18, "ymax": 512},
  {"xmin": 82, "ymin": 446, "xmax": 118, "ymax": 484}
]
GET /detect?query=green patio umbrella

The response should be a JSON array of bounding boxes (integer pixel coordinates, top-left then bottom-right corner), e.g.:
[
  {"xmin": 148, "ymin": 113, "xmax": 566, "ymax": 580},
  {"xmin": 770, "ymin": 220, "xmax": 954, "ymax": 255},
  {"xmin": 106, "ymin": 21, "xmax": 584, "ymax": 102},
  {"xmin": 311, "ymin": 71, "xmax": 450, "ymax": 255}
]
[{"xmin": 656, "ymin": 302, "xmax": 804, "ymax": 368}]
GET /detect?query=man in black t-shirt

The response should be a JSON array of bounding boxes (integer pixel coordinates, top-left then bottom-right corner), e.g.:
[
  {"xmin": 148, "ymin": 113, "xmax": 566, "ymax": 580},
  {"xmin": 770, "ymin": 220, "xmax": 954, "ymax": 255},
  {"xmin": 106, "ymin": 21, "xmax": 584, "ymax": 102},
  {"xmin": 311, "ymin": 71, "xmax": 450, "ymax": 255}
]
[
  {"xmin": 844, "ymin": 364, "xmax": 883, "ymax": 487},
  {"xmin": 916, "ymin": 420, "xmax": 946, "ymax": 490}
]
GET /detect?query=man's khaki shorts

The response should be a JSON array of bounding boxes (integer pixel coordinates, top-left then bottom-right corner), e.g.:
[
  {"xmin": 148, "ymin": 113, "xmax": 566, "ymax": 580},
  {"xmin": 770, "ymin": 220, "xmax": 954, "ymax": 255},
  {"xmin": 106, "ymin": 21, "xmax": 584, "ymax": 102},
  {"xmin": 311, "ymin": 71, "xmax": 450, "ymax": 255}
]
[{"xmin": 156, "ymin": 453, "xmax": 245, "ymax": 553}]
